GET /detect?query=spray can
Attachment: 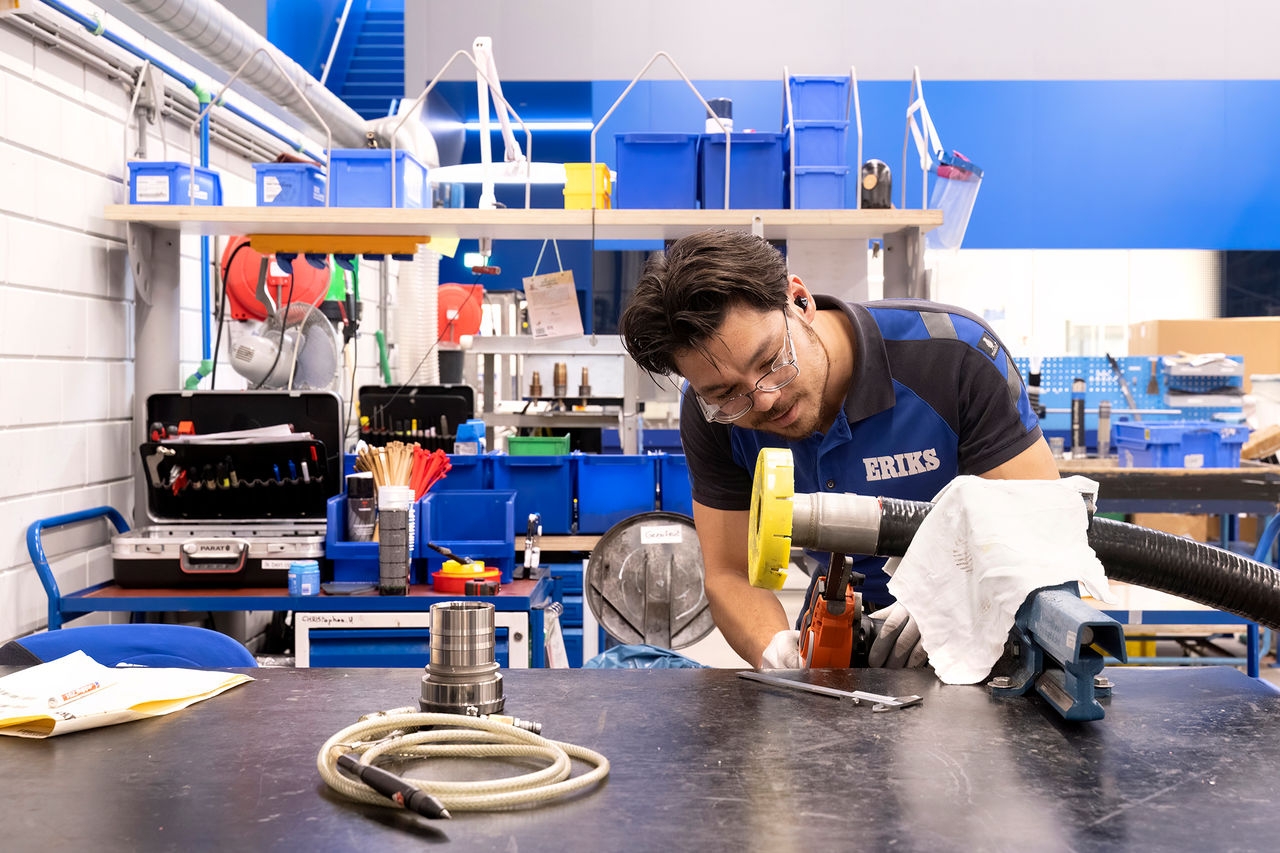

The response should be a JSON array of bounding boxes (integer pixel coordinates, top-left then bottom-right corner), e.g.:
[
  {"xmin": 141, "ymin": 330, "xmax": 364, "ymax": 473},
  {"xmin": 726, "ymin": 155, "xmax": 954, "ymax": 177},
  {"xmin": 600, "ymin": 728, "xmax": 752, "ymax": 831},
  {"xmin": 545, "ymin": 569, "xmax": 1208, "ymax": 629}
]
[
  {"xmin": 345, "ymin": 472, "xmax": 376, "ymax": 542},
  {"xmin": 1070, "ymin": 378, "xmax": 1087, "ymax": 457}
]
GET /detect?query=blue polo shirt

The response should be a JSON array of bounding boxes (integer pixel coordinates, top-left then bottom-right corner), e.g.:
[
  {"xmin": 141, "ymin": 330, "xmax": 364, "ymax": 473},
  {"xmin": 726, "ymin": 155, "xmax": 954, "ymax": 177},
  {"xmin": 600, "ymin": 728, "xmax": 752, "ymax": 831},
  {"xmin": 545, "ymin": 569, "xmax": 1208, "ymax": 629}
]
[{"xmin": 680, "ymin": 296, "xmax": 1043, "ymax": 610}]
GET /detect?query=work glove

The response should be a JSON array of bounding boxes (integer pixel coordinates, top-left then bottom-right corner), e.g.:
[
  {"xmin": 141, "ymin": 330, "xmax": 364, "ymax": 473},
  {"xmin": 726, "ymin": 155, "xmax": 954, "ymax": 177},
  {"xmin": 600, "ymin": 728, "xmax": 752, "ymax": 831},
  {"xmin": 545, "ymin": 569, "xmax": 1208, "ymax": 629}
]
[
  {"xmin": 867, "ymin": 602, "xmax": 928, "ymax": 668},
  {"xmin": 760, "ymin": 629, "xmax": 802, "ymax": 669}
]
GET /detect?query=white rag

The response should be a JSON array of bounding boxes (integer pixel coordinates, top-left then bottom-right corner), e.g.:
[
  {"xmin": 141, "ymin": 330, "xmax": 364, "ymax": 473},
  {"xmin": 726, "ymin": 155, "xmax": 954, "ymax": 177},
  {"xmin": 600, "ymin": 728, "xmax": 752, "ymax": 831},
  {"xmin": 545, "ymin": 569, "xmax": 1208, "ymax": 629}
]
[{"xmin": 884, "ymin": 475, "xmax": 1114, "ymax": 685}]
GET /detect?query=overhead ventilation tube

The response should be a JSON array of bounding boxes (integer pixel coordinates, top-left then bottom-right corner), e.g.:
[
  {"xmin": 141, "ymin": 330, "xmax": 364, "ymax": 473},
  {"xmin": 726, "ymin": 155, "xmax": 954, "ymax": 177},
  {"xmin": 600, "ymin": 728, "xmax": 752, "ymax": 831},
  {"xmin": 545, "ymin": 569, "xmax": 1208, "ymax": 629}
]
[{"xmin": 117, "ymin": 0, "xmax": 369, "ymax": 148}]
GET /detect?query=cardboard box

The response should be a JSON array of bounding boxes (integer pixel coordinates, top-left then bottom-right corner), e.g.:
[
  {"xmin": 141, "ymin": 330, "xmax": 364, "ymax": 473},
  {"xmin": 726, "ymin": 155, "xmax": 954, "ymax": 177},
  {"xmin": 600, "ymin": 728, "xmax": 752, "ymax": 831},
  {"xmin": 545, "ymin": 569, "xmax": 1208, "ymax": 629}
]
[
  {"xmin": 1129, "ymin": 318, "xmax": 1280, "ymax": 392},
  {"xmin": 1129, "ymin": 514, "xmax": 1263, "ymax": 548},
  {"xmin": 1130, "ymin": 513, "xmax": 1218, "ymax": 543}
]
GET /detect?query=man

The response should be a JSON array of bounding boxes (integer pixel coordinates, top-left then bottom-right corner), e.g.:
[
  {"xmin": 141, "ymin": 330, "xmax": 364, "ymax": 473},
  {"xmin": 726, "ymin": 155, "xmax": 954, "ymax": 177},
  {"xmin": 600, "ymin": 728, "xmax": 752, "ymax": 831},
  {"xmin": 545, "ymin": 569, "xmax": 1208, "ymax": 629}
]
[{"xmin": 618, "ymin": 230, "xmax": 1059, "ymax": 670}]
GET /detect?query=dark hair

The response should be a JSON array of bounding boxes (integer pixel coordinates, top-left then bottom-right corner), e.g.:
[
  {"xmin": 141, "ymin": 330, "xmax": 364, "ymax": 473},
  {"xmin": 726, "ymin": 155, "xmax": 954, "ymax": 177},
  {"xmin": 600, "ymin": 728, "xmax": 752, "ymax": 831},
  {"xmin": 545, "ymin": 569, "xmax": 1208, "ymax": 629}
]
[{"xmin": 618, "ymin": 230, "xmax": 790, "ymax": 376}]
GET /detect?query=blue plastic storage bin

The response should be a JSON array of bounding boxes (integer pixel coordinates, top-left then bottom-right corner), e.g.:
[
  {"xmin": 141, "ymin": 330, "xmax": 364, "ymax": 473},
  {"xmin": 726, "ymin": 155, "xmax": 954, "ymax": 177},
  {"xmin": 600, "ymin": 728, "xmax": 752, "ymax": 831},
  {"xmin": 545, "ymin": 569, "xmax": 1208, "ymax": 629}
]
[
  {"xmin": 1114, "ymin": 421, "xmax": 1249, "ymax": 469},
  {"xmin": 786, "ymin": 121, "xmax": 849, "ymax": 166},
  {"xmin": 431, "ymin": 454, "xmax": 490, "ymax": 491},
  {"xmin": 787, "ymin": 75, "xmax": 851, "ymax": 121},
  {"xmin": 328, "ymin": 148, "xmax": 427, "ymax": 208},
  {"xmin": 253, "ymin": 162, "xmax": 326, "ymax": 206},
  {"xmin": 788, "ymin": 165, "xmax": 849, "ymax": 209},
  {"xmin": 419, "ymin": 489, "xmax": 517, "ymax": 582},
  {"xmin": 658, "ymin": 453, "xmax": 693, "ymax": 516},
  {"xmin": 615, "ymin": 133, "xmax": 699, "ymax": 209},
  {"xmin": 128, "ymin": 161, "xmax": 222, "ymax": 205},
  {"xmin": 325, "ymin": 494, "xmax": 379, "ymax": 583},
  {"xmin": 575, "ymin": 455, "xmax": 657, "ymax": 534},
  {"xmin": 699, "ymin": 132, "xmax": 784, "ymax": 210},
  {"xmin": 306, "ymin": 627, "xmax": 513, "ymax": 668},
  {"xmin": 492, "ymin": 455, "xmax": 574, "ymax": 535}
]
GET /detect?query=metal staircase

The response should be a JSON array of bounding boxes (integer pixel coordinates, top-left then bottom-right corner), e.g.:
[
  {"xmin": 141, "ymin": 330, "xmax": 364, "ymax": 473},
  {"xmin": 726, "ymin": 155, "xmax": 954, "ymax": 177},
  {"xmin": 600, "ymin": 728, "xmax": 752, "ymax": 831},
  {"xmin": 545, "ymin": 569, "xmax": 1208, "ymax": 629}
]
[{"xmin": 336, "ymin": 0, "xmax": 404, "ymax": 120}]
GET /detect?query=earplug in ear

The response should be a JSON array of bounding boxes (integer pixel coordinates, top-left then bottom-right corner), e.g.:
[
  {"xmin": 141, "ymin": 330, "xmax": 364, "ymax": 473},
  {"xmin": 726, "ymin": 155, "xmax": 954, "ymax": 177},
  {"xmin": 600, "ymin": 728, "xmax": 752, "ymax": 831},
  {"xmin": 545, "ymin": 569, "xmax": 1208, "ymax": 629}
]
[{"xmin": 794, "ymin": 295, "xmax": 809, "ymax": 310}]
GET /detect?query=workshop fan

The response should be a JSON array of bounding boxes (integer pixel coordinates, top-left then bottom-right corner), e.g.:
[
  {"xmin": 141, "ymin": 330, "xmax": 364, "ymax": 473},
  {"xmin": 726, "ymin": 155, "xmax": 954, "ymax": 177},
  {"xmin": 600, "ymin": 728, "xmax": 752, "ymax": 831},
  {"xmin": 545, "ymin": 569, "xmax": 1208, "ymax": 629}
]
[{"xmin": 230, "ymin": 301, "xmax": 341, "ymax": 390}]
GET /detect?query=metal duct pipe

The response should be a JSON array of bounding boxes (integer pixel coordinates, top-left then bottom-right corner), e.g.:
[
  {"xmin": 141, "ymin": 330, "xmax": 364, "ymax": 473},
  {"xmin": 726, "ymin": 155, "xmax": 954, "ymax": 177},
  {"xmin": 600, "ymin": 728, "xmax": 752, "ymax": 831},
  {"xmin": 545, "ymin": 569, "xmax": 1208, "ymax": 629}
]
[{"xmin": 117, "ymin": 0, "xmax": 369, "ymax": 148}]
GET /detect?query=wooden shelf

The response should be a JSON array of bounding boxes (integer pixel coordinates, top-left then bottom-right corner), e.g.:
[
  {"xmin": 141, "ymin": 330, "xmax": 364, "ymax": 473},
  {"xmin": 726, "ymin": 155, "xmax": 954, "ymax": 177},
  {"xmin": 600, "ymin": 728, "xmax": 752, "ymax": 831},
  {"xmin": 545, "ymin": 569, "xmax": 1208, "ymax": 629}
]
[
  {"xmin": 592, "ymin": 208, "xmax": 942, "ymax": 241},
  {"xmin": 104, "ymin": 205, "xmax": 942, "ymax": 243}
]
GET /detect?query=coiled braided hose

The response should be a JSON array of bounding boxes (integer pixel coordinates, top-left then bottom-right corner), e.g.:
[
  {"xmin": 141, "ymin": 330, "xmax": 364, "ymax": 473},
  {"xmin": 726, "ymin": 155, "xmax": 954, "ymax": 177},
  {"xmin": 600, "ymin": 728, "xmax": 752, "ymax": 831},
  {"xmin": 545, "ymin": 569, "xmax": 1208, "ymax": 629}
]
[{"xmin": 318, "ymin": 712, "xmax": 610, "ymax": 813}]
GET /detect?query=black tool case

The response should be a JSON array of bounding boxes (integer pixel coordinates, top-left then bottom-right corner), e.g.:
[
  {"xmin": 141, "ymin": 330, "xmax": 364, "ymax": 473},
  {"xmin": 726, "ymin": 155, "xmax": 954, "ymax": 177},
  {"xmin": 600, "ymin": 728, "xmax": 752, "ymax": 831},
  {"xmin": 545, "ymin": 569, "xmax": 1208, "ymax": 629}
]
[
  {"xmin": 357, "ymin": 384, "xmax": 474, "ymax": 451},
  {"xmin": 111, "ymin": 391, "xmax": 344, "ymax": 588}
]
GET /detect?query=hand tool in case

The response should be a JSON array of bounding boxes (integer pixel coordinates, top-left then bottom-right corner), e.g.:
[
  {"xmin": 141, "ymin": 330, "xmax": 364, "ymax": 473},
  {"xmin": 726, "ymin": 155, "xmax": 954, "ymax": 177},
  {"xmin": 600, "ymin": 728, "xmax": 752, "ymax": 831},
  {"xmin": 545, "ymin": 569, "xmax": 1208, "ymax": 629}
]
[{"xmin": 111, "ymin": 391, "xmax": 343, "ymax": 588}]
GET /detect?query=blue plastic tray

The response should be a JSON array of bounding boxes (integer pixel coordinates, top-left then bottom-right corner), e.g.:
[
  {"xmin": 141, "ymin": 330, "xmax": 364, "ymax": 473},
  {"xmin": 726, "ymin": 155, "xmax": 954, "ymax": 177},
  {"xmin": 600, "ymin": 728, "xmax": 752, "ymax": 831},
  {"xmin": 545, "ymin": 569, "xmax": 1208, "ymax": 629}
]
[{"xmin": 128, "ymin": 161, "xmax": 222, "ymax": 206}]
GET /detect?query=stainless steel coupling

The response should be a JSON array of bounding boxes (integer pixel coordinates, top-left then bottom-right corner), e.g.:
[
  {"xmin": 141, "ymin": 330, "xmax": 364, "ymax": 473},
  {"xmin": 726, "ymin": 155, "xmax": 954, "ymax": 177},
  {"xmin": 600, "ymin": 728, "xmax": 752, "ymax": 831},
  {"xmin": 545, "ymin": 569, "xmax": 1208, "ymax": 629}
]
[{"xmin": 420, "ymin": 600, "xmax": 505, "ymax": 715}]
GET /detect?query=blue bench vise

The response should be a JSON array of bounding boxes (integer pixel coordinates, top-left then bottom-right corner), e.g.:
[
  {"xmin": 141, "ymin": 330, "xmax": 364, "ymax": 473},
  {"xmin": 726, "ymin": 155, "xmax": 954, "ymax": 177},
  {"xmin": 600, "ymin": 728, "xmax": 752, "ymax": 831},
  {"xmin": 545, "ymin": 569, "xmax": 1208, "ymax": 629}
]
[{"xmin": 989, "ymin": 582, "xmax": 1128, "ymax": 721}]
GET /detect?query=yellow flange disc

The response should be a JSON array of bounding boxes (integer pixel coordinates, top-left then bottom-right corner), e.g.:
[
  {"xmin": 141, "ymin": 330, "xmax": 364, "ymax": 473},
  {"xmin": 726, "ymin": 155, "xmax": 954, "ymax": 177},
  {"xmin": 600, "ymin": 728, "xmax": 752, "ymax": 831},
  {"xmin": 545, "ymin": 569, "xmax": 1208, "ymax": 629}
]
[{"xmin": 747, "ymin": 447, "xmax": 795, "ymax": 590}]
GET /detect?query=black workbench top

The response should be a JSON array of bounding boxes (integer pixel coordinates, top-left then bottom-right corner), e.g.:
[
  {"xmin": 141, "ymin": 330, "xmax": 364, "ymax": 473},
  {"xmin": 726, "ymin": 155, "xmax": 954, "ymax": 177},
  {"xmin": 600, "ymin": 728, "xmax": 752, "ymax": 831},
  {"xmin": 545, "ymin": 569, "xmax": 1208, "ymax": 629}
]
[{"xmin": 3, "ymin": 666, "xmax": 1279, "ymax": 852}]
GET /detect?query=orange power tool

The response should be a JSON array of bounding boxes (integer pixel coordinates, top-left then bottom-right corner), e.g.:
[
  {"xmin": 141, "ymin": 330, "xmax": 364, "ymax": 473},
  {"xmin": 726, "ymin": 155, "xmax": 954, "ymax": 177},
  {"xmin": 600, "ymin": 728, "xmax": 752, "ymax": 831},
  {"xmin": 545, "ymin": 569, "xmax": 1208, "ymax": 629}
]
[{"xmin": 798, "ymin": 553, "xmax": 866, "ymax": 668}]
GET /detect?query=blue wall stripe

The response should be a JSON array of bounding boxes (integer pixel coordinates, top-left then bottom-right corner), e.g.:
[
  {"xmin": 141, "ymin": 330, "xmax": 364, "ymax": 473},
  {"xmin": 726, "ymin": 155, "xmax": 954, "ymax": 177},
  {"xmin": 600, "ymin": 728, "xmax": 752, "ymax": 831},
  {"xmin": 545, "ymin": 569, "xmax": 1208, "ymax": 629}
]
[{"xmin": 585, "ymin": 79, "xmax": 1280, "ymax": 250}]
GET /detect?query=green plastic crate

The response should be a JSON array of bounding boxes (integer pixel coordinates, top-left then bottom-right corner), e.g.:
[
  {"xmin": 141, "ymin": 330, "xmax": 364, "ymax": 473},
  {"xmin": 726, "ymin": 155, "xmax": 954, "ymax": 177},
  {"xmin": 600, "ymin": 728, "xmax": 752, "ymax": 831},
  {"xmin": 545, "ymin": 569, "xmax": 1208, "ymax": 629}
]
[{"xmin": 507, "ymin": 434, "xmax": 571, "ymax": 456}]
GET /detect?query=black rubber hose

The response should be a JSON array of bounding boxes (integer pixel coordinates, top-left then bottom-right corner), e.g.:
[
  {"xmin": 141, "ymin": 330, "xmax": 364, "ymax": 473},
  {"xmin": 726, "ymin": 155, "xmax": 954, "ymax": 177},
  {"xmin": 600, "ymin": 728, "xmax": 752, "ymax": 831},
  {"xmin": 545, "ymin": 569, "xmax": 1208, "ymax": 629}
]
[{"xmin": 877, "ymin": 498, "xmax": 1280, "ymax": 630}]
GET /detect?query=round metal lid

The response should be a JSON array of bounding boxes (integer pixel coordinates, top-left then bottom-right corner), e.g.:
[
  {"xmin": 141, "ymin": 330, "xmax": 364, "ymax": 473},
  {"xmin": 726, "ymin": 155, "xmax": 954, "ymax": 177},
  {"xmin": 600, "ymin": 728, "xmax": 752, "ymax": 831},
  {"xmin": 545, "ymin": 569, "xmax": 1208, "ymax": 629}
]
[{"xmin": 585, "ymin": 512, "xmax": 713, "ymax": 650}]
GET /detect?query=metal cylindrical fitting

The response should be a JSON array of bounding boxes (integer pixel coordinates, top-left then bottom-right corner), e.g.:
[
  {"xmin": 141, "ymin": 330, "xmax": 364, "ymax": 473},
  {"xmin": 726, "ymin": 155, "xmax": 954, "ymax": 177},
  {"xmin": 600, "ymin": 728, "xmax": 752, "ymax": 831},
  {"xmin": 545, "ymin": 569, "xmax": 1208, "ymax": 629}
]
[
  {"xmin": 530, "ymin": 370, "xmax": 543, "ymax": 398},
  {"xmin": 553, "ymin": 362, "xmax": 568, "ymax": 397},
  {"xmin": 578, "ymin": 366, "xmax": 591, "ymax": 398},
  {"xmin": 420, "ymin": 601, "xmax": 504, "ymax": 714},
  {"xmin": 790, "ymin": 492, "xmax": 882, "ymax": 556}
]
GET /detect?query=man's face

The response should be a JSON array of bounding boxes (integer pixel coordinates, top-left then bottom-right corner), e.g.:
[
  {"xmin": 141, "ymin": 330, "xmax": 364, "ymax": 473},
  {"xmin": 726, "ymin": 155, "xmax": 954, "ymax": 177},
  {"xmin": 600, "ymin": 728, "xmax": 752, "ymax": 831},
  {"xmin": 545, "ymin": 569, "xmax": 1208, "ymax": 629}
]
[{"xmin": 675, "ymin": 304, "xmax": 831, "ymax": 440}]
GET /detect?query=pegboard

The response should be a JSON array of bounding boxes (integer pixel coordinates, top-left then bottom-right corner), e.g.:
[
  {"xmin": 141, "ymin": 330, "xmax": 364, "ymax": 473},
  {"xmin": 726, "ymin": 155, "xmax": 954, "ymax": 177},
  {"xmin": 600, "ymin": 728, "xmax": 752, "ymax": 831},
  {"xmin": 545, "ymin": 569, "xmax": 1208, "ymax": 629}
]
[{"xmin": 1013, "ymin": 355, "xmax": 1244, "ymax": 439}]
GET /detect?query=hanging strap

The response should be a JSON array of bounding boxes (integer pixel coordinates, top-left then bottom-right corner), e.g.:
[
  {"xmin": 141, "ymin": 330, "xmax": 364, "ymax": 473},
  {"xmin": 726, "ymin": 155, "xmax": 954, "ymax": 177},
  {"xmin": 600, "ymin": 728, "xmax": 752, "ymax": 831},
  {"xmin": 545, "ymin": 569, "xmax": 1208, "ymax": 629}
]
[
  {"xmin": 531, "ymin": 239, "xmax": 565, "ymax": 276},
  {"xmin": 905, "ymin": 66, "xmax": 944, "ymax": 172}
]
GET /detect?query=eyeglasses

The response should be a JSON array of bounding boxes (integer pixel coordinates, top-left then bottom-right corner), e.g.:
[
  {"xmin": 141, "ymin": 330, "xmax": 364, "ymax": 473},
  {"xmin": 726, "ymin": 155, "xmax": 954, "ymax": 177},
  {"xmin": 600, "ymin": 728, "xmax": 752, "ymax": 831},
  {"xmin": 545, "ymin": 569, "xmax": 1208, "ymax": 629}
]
[{"xmin": 694, "ymin": 309, "xmax": 799, "ymax": 423}]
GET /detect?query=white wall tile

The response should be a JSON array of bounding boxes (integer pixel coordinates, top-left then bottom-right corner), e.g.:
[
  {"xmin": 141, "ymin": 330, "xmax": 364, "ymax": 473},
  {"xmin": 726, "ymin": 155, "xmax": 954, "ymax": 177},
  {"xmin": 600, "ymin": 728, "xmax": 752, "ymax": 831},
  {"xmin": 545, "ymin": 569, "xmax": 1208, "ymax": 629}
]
[
  {"xmin": 85, "ymin": 298, "xmax": 130, "ymax": 360},
  {"xmin": 32, "ymin": 44, "xmax": 85, "ymax": 102},
  {"xmin": 61, "ymin": 360, "xmax": 111, "ymax": 424},
  {"xmin": 35, "ymin": 156, "xmax": 90, "ymax": 231},
  {"xmin": 0, "ymin": 425, "xmax": 45, "ymax": 500},
  {"xmin": 0, "ymin": 142, "xmax": 40, "ymax": 218},
  {"xmin": 0, "ymin": 25, "xmax": 34, "ymax": 77},
  {"xmin": 87, "ymin": 174, "xmax": 128, "ymax": 239},
  {"xmin": 102, "ymin": 115, "xmax": 127, "ymax": 182},
  {"xmin": 85, "ymin": 421, "xmax": 133, "ymax": 483},
  {"xmin": 62, "ymin": 103, "xmax": 118, "ymax": 177},
  {"xmin": 102, "ymin": 240, "xmax": 129, "ymax": 300},
  {"xmin": 41, "ymin": 423, "xmax": 89, "ymax": 491},
  {"xmin": 5, "ymin": 218, "xmax": 61, "ymax": 290},
  {"xmin": 5, "ymin": 74, "xmax": 62, "ymax": 155},
  {"xmin": 0, "ymin": 358, "xmax": 61, "ymax": 425},
  {"xmin": 107, "ymin": 360, "xmax": 134, "ymax": 420},
  {"xmin": 0, "ymin": 287, "xmax": 83, "ymax": 358},
  {"xmin": 83, "ymin": 68, "xmax": 129, "ymax": 117}
]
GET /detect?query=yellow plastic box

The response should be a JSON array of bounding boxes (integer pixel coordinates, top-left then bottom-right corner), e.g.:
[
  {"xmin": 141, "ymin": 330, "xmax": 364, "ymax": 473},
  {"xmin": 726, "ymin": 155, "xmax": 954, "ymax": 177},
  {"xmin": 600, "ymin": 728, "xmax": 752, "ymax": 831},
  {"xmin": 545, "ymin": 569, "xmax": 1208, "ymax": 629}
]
[{"xmin": 563, "ymin": 163, "xmax": 611, "ymax": 209}]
